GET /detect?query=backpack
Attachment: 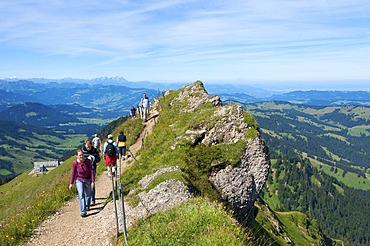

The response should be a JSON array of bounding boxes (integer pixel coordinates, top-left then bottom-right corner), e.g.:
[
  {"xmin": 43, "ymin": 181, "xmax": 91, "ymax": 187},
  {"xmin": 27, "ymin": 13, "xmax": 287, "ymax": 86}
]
[
  {"xmin": 118, "ymin": 134, "xmax": 126, "ymax": 147},
  {"xmin": 105, "ymin": 142, "xmax": 116, "ymax": 156}
]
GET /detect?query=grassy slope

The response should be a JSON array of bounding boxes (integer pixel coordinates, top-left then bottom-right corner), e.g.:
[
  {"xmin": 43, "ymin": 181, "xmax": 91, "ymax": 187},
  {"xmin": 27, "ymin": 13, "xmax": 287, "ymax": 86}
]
[
  {"xmin": 308, "ymin": 157, "xmax": 370, "ymax": 190},
  {"xmin": 0, "ymin": 161, "xmax": 73, "ymax": 245},
  {"xmin": 254, "ymin": 200, "xmax": 343, "ymax": 246},
  {"xmin": 0, "ymin": 133, "xmax": 87, "ymax": 175},
  {"xmin": 275, "ymin": 211, "xmax": 342, "ymax": 246},
  {"xmin": 128, "ymin": 198, "xmax": 248, "ymax": 246}
]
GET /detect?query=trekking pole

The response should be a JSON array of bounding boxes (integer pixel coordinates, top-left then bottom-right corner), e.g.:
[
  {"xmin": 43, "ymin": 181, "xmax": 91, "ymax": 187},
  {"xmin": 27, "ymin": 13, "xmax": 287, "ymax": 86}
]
[
  {"xmin": 128, "ymin": 149, "xmax": 136, "ymax": 161},
  {"xmin": 117, "ymin": 157, "xmax": 122, "ymax": 198},
  {"xmin": 119, "ymin": 182, "xmax": 129, "ymax": 246},
  {"xmin": 117, "ymin": 158, "xmax": 120, "ymax": 186},
  {"xmin": 115, "ymin": 168, "xmax": 118, "ymax": 195},
  {"xmin": 109, "ymin": 165, "xmax": 119, "ymax": 238},
  {"xmin": 120, "ymin": 156, "xmax": 122, "ymax": 178}
]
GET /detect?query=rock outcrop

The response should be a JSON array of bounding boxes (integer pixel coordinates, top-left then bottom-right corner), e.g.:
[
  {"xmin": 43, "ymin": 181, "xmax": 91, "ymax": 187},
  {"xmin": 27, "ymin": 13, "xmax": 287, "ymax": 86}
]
[
  {"xmin": 133, "ymin": 166, "xmax": 192, "ymax": 219},
  {"xmin": 132, "ymin": 81, "xmax": 270, "ymax": 226},
  {"xmin": 209, "ymin": 137, "xmax": 269, "ymax": 224}
]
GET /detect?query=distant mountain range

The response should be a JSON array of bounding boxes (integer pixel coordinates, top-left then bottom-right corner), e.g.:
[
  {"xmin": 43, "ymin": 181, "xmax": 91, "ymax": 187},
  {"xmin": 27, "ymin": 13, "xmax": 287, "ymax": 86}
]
[
  {"xmin": 1, "ymin": 77, "xmax": 370, "ymax": 109},
  {"xmin": 267, "ymin": 90, "xmax": 370, "ymax": 106},
  {"xmin": 0, "ymin": 79, "xmax": 160, "ymax": 117}
]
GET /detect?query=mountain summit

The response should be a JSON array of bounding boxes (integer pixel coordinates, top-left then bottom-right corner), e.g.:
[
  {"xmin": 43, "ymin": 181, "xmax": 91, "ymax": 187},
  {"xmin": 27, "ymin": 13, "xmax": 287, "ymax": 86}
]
[{"xmin": 122, "ymin": 81, "xmax": 270, "ymax": 226}]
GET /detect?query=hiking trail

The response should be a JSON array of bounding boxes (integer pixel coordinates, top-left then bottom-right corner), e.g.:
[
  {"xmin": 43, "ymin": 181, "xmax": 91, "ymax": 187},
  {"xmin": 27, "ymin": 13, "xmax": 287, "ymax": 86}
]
[{"xmin": 27, "ymin": 113, "xmax": 157, "ymax": 246}]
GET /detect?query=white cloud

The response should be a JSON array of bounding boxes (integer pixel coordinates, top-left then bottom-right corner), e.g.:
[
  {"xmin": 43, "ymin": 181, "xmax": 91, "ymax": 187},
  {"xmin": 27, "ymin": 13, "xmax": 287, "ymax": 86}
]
[{"xmin": 0, "ymin": 0, "xmax": 369, "ymax": 82}]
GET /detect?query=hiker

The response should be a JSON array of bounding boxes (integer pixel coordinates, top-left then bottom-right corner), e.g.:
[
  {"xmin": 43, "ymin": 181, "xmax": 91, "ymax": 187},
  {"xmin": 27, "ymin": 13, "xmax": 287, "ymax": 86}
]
[
  {"xmin": 69, "ymin": 149, "xmax": 95, "ymax": 217},
  {"xmin": 141, "ymin": 93, "xmax": 151, "ymax": 121},
  {"xmin": 130, "ymin": 105, "xmax": 137, "ymax": 119},
  {"xmin": 102, "ymin": 134, "xmax": 119, "ymax": 177},
  {"xmin": 117, "ymin": 130, "xmax": 127, "ymax": 160},
  {"xmin": 81, "ymin": 139, "xmax": 100, "ymax": 206},
  {"xmin": 92, "ymin": 134, "xmax": 101, "ymax": 152},
  {"xmin": 137, "ymin": 102, "xmax": 143, "ymax": 120}
]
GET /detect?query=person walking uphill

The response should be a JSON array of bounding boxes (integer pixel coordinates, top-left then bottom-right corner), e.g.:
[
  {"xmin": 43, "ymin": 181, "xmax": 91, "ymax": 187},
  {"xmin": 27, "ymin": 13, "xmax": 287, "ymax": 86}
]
[
  {"xmin": 81, "ymin": 139, "xmax": 100, "ymax": 206},
  {"xmin": 102, "ymin": 134, "xmax": 119, "ymax": 177},
  {"xmin": 141, "ymin": 93, "xmax": 151, "ymax": 122},
  {"xmin": 69, "ymin": 149, "xmax": 95, "ymax": 217}
]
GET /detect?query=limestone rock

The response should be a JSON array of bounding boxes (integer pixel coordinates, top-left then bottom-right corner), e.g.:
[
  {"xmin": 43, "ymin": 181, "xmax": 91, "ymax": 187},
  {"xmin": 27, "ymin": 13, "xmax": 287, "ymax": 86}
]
[{"xmin": 209, "ymin": 137, "xmax": 269, "ymax": 224}]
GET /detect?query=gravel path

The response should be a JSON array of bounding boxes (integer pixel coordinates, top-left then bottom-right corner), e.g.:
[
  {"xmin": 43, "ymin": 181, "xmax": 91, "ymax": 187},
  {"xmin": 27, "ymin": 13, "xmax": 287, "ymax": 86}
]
[{"xmin": 27, "ymin": 114, "xmax": 157, "ymax": 246}]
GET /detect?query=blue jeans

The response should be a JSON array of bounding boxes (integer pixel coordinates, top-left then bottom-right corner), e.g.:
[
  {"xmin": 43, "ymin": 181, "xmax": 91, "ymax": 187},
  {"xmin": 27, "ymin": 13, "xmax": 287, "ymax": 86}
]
[
  {"xmin": 118, "ymin": 147, "xmax": 126, "ymax": 157},
  {"xmin": 76, "ymin": 179, "xmax": 91, "ymax": 215}
]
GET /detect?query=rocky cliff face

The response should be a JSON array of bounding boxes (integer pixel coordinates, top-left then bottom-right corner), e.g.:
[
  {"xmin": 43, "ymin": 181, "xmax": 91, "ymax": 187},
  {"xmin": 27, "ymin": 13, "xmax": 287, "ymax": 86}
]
[
  {"xmin": 209, "ymin": 137, "xmax": 269, "ymax": 224},
  {"xmin": 130, "ymin": 81, "xmax": 269, "ymax": 226}
]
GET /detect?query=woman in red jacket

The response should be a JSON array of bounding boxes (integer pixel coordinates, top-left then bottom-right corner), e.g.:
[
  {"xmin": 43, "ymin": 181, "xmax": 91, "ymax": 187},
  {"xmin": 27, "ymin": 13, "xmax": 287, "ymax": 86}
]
[{"xmin": 69, "ymin": 149, "xmax": 95, "ymax": 217}]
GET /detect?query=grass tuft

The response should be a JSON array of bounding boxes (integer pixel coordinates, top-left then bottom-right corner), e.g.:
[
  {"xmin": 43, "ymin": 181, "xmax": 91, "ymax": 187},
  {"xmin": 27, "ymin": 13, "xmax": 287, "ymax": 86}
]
[{"xmin": 127, "ymin": 197, "xmax": 249, "ymax": 246}]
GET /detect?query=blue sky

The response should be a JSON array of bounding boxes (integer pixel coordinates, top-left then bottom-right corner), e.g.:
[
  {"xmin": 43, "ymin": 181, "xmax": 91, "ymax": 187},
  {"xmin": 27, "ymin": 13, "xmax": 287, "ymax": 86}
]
[{"xmin": 0, "ymin": 0, "xmax": 369, "ymax": 88}]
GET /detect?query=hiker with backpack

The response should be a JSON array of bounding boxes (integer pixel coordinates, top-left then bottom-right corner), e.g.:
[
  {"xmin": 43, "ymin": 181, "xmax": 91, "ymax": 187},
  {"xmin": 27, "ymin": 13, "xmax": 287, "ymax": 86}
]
[
  {"xmin": 69, "ymin": 149, "xmax": 95, "ymax": 217},
  {"xmin": 102, "ymin": 134, "xmax": 119, "ymax": 177},
  {"xmin": 81, "ymin": 139, "xmax": 101, "ymax": 206},
  {"xmin": 117, "ymin": 130, "xmax": 127, "ymax": 160}
]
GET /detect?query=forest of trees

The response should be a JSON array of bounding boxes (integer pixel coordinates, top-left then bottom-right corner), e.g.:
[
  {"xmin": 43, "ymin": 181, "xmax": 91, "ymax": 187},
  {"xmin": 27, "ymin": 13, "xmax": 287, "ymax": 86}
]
[{"xmin": 263, "ymin": 156, "xmax": 370, "ymax": 245}]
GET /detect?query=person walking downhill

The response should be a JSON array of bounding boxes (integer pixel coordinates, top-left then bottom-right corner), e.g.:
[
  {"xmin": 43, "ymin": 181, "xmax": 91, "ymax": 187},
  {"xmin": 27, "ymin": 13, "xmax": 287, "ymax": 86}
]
[
  {"xmin": 141, "ymin": 93, "xmax": 151, "ymax": 122},
  {"xmin": 137, "ymin": 102, "xmax": 143, "ymax": 120},
  {"xmin": 92, "ymin": 134, "xmax": 101, "ymax": 152},
  {"xmin": 69, "ymin": 149, "xmax": 95, "ymax": 217},
  {"xmin": 81, "ymin": 139, "xmax": 100, "ymax": 206},
  {"xmin": 117, "ymin": 130, "xmax": 127, "ymax": 160},
  {"xmin": 102, "ymin": 134, "xmax": 119, "ymax": 177}
]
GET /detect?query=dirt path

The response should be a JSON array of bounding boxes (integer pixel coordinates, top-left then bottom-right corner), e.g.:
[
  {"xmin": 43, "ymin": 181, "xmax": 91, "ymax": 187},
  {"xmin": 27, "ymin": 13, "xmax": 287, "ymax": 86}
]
[{"xmin": 27, "ymin": 113, "xmax": 158, "ymax": 246}]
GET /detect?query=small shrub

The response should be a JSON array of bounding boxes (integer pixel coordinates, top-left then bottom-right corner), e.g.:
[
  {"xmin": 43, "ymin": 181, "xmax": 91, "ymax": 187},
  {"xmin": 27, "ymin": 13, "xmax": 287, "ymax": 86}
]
[
  {"xmin": 245, "ymin": 128, "xmax": 259, "ymax": 140},
  {"xmin": 244, "ymin": 111, "xmax": 259, "ymax": 129}
]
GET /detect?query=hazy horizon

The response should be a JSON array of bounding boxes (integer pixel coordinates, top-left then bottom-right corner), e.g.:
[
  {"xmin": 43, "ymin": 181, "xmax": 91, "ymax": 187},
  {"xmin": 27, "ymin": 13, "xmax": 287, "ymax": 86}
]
[{"xmin": 1, "ymin": 76, "xmax": 369, "ymax": 92}]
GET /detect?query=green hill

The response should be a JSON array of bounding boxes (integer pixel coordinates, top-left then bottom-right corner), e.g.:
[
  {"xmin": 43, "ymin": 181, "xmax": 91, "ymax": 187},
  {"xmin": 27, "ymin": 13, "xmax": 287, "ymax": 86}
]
[
  {"xmin": 0, "ymin": 102, "xmax": 105, "ymax": 184},
  {"xmin": 245, "ymin": 101, "xmax": 370, "ymax": 190}
]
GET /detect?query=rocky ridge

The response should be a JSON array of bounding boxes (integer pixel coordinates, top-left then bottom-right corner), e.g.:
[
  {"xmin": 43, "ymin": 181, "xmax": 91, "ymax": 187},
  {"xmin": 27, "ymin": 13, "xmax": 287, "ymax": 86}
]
[{"xmin": 133, "ymin": 81, "xmax": 270, "ymax": 225}]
